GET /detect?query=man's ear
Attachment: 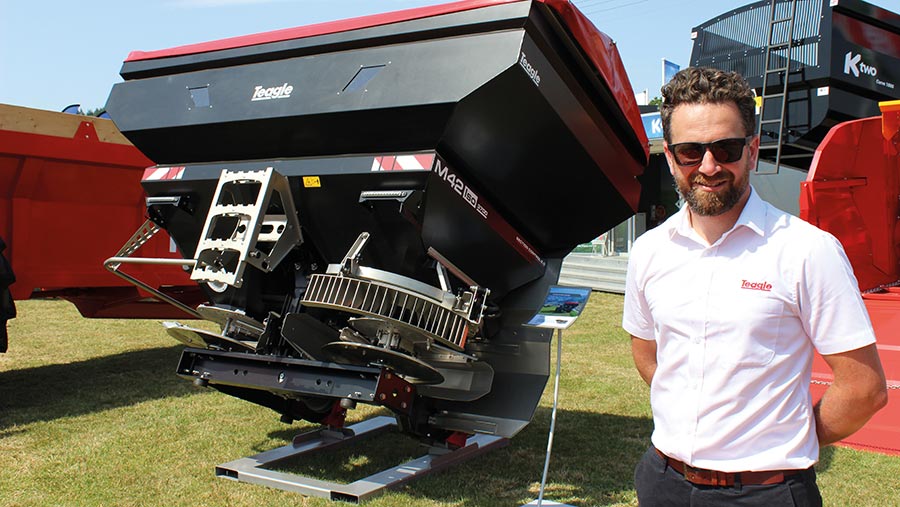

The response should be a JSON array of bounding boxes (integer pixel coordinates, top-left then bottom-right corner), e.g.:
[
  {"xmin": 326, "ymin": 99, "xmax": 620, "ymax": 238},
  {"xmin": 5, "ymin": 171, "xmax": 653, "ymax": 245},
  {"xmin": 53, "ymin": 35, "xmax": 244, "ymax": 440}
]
[
  {"xmin": 747, "ymin": 135, "xmax": 760, "ymax": 168},
  {"xmin": 663, "ymin": 141, "xmax": 676, "ymax": 177}
]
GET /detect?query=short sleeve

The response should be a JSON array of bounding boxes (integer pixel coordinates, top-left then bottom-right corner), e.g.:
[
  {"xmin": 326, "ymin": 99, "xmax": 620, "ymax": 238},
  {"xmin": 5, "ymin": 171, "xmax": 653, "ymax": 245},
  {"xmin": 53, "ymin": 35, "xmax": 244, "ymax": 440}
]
[
  {"xmin": 622, "ymin": 240, "xmax": 655, "ymax": 341},
  {"xmin": 797, "ymin": 232, "xmax": 876, "ymax": 355}
]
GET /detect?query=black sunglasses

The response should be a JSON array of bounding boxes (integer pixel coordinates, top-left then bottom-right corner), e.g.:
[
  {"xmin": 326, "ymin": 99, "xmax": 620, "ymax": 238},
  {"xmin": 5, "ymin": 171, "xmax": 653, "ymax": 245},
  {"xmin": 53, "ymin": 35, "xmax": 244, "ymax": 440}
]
[{"xmin": 668, "ymin": 136, "xmax": 753, "ymax": 167}]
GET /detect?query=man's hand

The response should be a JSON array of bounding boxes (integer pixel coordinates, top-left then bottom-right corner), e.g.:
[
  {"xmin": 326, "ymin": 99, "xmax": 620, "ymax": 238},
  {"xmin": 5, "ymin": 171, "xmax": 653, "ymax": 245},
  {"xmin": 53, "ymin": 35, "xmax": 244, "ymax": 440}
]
[
  {"xmin": 631, "ymin": 336, "xmax": 657, "ymax": 386},
  {"xmin": 815, "ymin": 343, "xmax": 888, "ymax": 446}
]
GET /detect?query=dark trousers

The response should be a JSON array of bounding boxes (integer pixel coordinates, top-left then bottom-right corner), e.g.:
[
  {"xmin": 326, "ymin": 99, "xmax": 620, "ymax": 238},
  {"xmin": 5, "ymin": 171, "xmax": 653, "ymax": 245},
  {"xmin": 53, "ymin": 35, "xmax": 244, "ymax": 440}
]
[{"xmin": 634, "ymin": 446, "xmax": 822, "ymax": 507}]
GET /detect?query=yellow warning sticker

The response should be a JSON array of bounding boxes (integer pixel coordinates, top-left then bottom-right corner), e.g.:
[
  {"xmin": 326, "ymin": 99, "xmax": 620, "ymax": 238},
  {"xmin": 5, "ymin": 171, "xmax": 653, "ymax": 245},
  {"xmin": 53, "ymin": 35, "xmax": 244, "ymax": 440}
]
[{"xmin": 303, "ymin": 176, "xmax": 321, "ymax": 188}]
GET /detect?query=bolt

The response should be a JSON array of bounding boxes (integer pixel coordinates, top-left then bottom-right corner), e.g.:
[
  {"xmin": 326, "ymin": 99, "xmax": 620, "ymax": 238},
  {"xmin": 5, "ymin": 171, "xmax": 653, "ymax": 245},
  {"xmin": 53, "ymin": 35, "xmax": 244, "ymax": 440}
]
[
  {"xmin": 405, "ymin": 386, "xmax": 412, "ymax": 393},
  {"xmin": 379, "ymin": 393, "xmax": 387, "ymax": 401},
  {"xmin": 400, "ymin": 402, "xmax": 408, "ymax": 409}
]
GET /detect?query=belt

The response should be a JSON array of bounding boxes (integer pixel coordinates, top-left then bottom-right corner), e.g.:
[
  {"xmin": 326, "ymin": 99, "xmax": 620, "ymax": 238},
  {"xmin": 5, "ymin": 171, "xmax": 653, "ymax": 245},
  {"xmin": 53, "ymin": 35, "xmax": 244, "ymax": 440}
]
[{"xmin": 655, "ymin": 448, "xmax": 800, "ymax": 487}]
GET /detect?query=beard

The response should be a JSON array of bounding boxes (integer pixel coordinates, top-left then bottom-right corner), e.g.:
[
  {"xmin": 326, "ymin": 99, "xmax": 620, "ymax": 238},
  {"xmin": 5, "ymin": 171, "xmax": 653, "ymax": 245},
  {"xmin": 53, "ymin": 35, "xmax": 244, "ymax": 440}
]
[{"xmin": 674, "ymin": 168, "xmax": 749, "ymax": 217}]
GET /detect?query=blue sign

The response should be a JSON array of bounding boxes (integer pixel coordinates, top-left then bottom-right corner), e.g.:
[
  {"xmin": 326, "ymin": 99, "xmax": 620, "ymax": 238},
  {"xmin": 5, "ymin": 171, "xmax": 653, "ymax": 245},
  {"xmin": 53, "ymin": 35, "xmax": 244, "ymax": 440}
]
[
  {"xmin": 641, "ymin": 112, "xmax": 663, "ymax": 140},
  {"xmin": 663, "ymin": 59, "xmax": 680, "ymax": 86}
]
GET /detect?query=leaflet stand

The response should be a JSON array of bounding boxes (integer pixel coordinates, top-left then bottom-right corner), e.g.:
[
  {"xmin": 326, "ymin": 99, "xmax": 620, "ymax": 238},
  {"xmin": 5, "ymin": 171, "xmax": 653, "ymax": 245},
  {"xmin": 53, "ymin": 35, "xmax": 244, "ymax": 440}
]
[{"xmin": 522, "ymin": 286, "xmax": 592, "ymax": 507}]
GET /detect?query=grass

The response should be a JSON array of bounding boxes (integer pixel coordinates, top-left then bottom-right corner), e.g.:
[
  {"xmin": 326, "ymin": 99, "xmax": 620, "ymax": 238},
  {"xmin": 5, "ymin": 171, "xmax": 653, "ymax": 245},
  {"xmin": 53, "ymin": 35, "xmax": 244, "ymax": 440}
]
[{"xmin": 1, "ymin": 295, "xmax": 898, "ymax": 506}]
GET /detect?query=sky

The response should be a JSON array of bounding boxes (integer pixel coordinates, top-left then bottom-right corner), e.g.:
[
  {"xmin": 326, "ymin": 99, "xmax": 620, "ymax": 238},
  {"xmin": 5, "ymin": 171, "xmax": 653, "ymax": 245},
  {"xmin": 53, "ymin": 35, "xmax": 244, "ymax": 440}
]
[{"xmin": 1, "ymin": 0, "xmax": 897, "ymax": 113}]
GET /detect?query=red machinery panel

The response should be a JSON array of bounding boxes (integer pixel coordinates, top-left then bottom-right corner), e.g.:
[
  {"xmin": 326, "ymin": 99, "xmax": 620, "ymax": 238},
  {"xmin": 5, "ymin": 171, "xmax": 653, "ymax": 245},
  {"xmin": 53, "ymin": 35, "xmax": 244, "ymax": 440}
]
[
  {"xmin": 0, "ymin": 104, "xmax": 201, "ymax": 318},
  {"xmin": 801, "ymin": 100, "xmax": 900, "ymax": 456}
]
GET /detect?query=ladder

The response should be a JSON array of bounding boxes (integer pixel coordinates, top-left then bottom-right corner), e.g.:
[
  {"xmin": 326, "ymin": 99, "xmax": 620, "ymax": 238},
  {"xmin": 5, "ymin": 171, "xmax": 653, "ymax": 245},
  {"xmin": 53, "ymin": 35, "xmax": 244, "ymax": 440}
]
[
  {"xmin": 191, "ymin": 167, "xmax": 302, "ymax": 289},
  {"xmin": 756, "ymin": 0, "xmax": 798, "ymax": 174}
]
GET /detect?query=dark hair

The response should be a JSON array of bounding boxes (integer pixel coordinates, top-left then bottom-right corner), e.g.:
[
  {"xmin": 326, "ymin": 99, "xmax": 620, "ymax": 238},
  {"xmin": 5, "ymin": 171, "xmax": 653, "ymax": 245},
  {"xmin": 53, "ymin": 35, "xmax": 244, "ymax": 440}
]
[{"xmin": 660, "ymin": 67, "xmax": 756, "ymax": 143}]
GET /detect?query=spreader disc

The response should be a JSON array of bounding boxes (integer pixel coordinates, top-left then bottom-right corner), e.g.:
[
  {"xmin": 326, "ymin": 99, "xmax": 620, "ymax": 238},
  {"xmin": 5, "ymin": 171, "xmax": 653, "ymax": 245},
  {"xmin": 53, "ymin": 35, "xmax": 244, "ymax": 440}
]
[
  {"xmin": 163, "ymin": 321, "xmax": 256, "ymax": 352},
  {"xmin": 322, "ymin": 341, "xmax": 444, "ymax": 385}
]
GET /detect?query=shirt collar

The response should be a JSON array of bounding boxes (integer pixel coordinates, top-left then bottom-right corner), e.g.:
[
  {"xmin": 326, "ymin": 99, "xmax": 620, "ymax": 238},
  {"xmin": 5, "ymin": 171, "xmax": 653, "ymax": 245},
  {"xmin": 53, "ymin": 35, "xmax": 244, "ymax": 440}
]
[
  {"xmin": 667, "ymin": 186, "xmax": 767, "ymax": 241},
  {"xmin": 737, "ymin": 187, "xmax": 767, "ymax": 237}
]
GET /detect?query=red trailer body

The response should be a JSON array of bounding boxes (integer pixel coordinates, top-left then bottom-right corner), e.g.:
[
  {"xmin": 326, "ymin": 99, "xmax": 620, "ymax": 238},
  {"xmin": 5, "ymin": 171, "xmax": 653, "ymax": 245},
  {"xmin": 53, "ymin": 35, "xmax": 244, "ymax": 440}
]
[
  {"xmin": 800, "ymin": 100, "xmax": 900, "ymax": 456},
  {"xmin": 0, "ymin": 104, "xmax": 201, "ymax": 319}
]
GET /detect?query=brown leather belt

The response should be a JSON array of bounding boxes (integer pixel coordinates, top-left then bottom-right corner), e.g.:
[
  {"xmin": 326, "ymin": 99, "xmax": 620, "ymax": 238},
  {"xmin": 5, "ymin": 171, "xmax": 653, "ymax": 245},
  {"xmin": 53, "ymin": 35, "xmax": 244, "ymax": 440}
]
[{"xmin": 655, "ymin": 448, "xmax": 800, "ymax": 487}]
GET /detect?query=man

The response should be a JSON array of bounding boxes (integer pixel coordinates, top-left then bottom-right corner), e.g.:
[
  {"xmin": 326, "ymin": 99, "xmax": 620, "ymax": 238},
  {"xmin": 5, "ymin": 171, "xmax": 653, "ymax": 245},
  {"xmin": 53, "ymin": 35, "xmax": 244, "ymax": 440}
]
[
  {"xmin": 622, "ymin": 67, "xmax": 887, "ymax": 506},
  {"xmin": 0, "ymin": 237, "xmax": 15, "ymax": 353}
]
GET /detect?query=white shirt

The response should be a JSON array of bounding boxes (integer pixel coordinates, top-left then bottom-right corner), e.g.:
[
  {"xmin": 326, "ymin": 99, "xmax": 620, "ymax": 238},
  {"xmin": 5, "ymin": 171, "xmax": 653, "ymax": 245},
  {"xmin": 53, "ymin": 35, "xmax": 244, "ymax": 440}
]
[{"xmin": 622, "ymin": 187, "xmax": 876, "ymax": 472}]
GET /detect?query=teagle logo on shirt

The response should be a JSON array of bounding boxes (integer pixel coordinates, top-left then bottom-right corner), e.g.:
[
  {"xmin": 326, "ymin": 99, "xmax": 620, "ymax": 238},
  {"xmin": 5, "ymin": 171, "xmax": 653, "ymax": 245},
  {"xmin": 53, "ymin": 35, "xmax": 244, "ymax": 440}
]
[{"xmin": 741, "ymin": 279, "xmax": 772, "ymax": 292}]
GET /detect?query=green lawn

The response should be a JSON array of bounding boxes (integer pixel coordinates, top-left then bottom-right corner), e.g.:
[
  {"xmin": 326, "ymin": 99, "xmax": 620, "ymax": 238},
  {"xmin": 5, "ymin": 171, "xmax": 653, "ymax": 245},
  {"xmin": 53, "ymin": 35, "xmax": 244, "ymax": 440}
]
[{"xmin": 1, "ymin": 295, "xmax": 897, "ymax": 506}]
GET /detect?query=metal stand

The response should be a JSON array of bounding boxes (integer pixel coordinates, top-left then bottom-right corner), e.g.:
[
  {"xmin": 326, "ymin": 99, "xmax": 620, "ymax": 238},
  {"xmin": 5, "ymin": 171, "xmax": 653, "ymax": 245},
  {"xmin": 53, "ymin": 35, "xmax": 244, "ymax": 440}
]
[
  {"xmin": 523, "ymin": 328, "xmax": 574, "ymax": 507},
  {"xmin": 216, "ymin": 415, "xmax": 508, "ymax": 503}
]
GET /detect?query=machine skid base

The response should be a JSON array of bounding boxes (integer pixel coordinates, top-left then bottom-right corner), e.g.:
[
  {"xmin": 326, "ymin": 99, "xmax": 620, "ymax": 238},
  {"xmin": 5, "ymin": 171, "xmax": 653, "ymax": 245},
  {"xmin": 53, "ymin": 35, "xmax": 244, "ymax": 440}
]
[{"xmin": 215, "ymin": 416, "xmax": 508, "ymax": 503}]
